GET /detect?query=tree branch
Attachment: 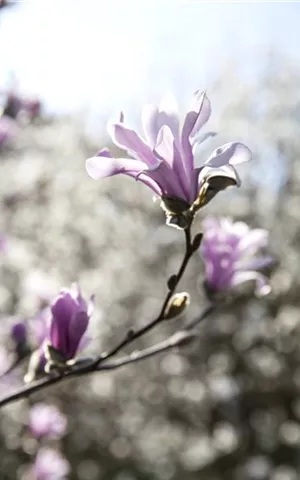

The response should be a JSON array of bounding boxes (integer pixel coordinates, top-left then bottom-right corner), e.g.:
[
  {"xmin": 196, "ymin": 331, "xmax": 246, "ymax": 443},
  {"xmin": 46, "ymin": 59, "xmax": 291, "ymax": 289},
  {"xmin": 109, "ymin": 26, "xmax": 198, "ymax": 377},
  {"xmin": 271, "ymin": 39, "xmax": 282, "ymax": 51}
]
[{"xmin": 0, "ymin": 304, "xmax": 214, "ymax": 408}]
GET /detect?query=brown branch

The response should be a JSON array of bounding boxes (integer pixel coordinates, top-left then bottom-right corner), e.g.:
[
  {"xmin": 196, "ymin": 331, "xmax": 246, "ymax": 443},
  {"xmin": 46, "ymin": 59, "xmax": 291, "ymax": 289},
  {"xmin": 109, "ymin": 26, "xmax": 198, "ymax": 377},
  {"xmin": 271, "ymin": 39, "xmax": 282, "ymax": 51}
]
[
  {"xmin": 0, "ymin": 304, "xmax": 214, "ymax": 408},
  {"xmin": 0, "ymin": 227, "xmax": 211, "ymax": 408}
]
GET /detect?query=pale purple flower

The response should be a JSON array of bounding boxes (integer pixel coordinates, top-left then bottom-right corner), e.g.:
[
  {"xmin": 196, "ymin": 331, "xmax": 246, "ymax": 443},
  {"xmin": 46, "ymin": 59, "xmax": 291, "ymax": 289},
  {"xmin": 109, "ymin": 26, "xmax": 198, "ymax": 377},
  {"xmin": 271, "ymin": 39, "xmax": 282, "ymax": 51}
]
[
  {"xmin": 46, "ymin": 284, "xmax": 94, "ymax": 361},
  {"xmin": 200, "ymin": 217, "xmax": 272, "ymax": 297},
  {"xmin": 25, "ymin": 291, "xmax": 92, "ymax": 383},
  {"xmin": 11, "ymin": 321, "xmax": 27, "ymax": 345},
  {"xmin": 29, "ymin": 403, "xmax": 67, "ymax": 440},
  {"xmin": 86, "ymin": 91, "xmax": 251, "ymax": 224},
  {"xmin": 32, "ymin": 448, "xmax": 70, "ymax": 480}
]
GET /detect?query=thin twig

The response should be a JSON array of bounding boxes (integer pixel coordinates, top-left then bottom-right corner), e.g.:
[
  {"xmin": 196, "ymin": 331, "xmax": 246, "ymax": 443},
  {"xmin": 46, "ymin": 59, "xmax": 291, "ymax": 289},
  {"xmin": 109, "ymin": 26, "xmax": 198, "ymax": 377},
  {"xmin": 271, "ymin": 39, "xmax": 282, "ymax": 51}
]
[
  {"xmin": 91, "ymin": 226, "xmax": 194, "ymax": 366},
  {"xmin": 0, "ymin": 304, "xmax": 214, "ymax": 408},
  {"xmin": 0, "ymin": 227, "xmax": 206, "ymax": 408}
]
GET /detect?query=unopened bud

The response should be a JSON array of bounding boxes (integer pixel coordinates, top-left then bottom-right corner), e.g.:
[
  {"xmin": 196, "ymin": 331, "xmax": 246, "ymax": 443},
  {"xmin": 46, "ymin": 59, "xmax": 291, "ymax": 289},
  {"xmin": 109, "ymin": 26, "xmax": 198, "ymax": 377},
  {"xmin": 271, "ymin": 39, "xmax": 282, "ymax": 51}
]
[
  {"xmin": 192, "ymin": 232, "xmax": 203, "ymax": 251},
  {"xmin": 167, "ymin": 274, "xmax": 178, "ymax": 291},
  {"xmin": 164, "ymin": 292, "xmax": 190, "ymax": 320}
]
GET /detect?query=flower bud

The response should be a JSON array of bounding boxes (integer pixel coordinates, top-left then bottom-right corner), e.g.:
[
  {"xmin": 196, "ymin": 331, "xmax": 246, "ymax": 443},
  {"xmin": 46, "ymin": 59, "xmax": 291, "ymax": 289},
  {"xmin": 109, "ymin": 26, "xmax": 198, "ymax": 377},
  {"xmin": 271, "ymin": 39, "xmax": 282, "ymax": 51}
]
[
  {"xmin": 164, "ymin": 292, "xmax": 190, "ymax": 320},
  {"xmin": 167, "ymin": 274, "xmax": 177, "ymax": 291},
  {"xmin": 191, "ymin": 232, "xmax": 203, "ymax": 251}
]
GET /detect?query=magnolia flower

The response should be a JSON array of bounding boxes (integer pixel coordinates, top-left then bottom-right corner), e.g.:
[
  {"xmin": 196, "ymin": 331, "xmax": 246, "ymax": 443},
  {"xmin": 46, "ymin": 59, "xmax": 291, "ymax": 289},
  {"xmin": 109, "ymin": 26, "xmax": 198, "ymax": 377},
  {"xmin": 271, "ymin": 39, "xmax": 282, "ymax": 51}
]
[
  {"xmin": 29, "ymin": 403, "xmax": 67, "ymax": 440},
  {"xmin": 45, "ymin": 284, "xmax": 94, "ymax": 364},
  {"xmin": 86, "ymin": 91, "xmax": 251, "ymax": 227},
  {"xmin": 26, "ymin": 286, "xmax": 93, "ymax": 382},
  {"xmin": 32, "ymin": 448, "xmax": 70, "ymax": 480},
  {"xmin": 200, "ymin": 218, "xmax": 272, "ymax": 297}
]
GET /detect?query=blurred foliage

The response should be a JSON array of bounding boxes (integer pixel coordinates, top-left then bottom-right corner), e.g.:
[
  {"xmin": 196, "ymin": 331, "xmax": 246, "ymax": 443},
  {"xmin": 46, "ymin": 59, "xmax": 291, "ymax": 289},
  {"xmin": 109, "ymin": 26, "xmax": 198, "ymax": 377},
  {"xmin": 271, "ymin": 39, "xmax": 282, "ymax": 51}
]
[{"xmin": 1, "ymin": 53, "xmax": 300, "ymax": 480}]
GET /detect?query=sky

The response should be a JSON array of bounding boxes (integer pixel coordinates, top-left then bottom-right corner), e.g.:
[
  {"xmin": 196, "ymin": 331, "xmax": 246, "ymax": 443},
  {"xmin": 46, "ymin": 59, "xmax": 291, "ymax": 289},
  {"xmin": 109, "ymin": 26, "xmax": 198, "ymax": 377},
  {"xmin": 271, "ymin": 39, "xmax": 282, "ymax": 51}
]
[{"xmin": 0, "ymin": 0, "xmax": 300, "ymax": 122}]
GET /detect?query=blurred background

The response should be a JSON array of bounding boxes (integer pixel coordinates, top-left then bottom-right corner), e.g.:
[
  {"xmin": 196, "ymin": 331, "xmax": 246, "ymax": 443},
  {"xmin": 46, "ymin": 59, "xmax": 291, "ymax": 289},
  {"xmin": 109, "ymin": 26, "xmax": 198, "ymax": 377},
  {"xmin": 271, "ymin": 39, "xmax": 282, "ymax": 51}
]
[{"xmin": 0, "ymin": 0, "xmax": 300, "ymax": 479}]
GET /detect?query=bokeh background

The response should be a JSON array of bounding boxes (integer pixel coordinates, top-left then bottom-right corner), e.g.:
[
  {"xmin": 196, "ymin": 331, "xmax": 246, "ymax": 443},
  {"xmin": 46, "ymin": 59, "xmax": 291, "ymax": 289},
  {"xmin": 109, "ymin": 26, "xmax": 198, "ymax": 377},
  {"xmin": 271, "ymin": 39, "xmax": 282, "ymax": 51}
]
[{"xmin": 0, "ymin": 1, "xmax": 300, "ymax": 479}]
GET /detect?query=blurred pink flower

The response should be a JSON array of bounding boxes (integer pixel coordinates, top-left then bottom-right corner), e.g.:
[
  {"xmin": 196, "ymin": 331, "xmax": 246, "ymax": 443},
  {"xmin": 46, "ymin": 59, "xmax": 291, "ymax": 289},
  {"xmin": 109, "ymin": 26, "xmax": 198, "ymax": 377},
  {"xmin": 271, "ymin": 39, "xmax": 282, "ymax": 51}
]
[
  {"xmin": 32, "ymin": 448, "xmax": 70, "ymax": 480},
  {"xmin": 200, "ymin": 217, "xmax": 272, "ymax": 297},
  {"xmin": 29, "ymin": 403, "xmax": 67, "ymax": 440}
]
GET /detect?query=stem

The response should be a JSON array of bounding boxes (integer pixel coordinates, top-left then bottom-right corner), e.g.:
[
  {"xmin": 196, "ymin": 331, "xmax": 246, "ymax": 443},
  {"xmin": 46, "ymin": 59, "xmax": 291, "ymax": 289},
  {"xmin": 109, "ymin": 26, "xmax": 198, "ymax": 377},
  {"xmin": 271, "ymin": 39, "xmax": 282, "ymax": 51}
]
[{"xmin": 92, "ymin": 226, "xmax": 194, "ymax": 366}]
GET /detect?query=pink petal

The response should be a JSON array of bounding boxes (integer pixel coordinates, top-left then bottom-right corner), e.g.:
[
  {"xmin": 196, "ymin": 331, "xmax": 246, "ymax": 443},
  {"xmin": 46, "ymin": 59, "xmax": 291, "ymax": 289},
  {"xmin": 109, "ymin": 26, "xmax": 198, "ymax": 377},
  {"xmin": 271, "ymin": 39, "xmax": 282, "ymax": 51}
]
[
  {"xmin": 206, "ymin": 142, "xmax": 252, "ymax": 168},
  {"xmin": 238, "ymin": 229, "xmax": 269, "ymax": 254},
  {"xmin": 155, "ymin": 125, "xmax": 174, "ymax": 166},
  {"xmin": 155, "ymin": 126, "xmax": 193, "ymax": 202},
  {"xmin": 242, "ymin": 256, "xmax": 273, "ymax": 271},
  {"xmin": 158, "ymin": 92, "xmax": 180, "ymax": 140},
  {"xmin": 199, "ymin": 164, "xmax": 241, "ymax": 188},
  {"xmin": 231, "ymin": 271, "xmax": 271, "ymax": 297},
  {"xmin": 86, "ymin": 155, "xmax": 147, "ymax": 180},
  {"xmin": 109, "ymin": 122, "xmax": 158, "ymax": 166},
  {"xmin": 182, "ymin": 91, "xmax": 211, "ymax": 141},
  {"xmin": 181, "ymin": 92, "xmax": 211, "ymax": 173},
  {"xmin": 142, "ymin": 103, "xmax": 159, "ymax": 146},
  {"xmin": 67, "ymin": 312, "xmax": 89, "ymax": 359},
  {"xmin": 142, "ymin": 94, "xmax": 180, "ymax": 147}
]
